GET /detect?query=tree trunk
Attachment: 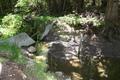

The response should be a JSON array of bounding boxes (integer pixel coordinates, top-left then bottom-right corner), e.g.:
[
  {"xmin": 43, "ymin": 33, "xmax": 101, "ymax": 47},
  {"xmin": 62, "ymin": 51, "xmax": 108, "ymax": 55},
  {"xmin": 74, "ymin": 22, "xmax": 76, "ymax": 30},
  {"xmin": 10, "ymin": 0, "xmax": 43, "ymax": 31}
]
[
  {"xmin": 92, "ymin": 0, "xmax": 96, "ymax": 6},
  {"xmin": 0, "ymin": 2, "xmax": 3, "ymax": 14},
  {"xmin": 105, "ymin": 0, "xmax": 119, "ymax": 25},
  {"xmin": 74, "ymin": 0, "xmax": 84, "ymax": 13}
]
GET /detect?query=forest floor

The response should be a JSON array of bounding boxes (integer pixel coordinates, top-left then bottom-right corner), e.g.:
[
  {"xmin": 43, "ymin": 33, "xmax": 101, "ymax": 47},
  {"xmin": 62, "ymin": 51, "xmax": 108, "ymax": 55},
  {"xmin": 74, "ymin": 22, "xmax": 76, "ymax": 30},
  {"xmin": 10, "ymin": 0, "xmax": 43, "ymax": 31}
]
[{"xmin": 0, "ymin": 61, "xmax": 27, "ymax": 80}]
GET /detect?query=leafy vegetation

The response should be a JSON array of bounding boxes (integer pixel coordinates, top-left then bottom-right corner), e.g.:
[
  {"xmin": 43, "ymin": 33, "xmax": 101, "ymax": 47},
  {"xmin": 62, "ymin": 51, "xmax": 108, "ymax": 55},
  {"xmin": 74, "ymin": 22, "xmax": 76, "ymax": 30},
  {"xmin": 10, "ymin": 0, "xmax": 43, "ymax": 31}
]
[
  {"xmin": 0, "ymin": 0, "xmax": 119, "ymax": 80},
  {"xmin": 0, "ymin": 14, "xmax": 23, "ymax": 39},
  {"xmin": 15, "ymin": 0, "xmax": 48, "ymax": 15},
  {"xmin": 58, "ymin": 14, "xmax": 104, "ymax": 28}
]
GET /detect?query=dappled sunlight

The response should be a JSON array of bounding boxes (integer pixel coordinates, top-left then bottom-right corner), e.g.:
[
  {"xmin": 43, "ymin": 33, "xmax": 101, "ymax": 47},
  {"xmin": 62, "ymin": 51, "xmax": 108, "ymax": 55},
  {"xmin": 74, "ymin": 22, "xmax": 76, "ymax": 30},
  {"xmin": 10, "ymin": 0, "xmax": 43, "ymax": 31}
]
[
  {"xmin": 97, "ymin": 61, "xmax": 108, "ymax": 78},
  {"xmin": 35, "ymin": 55, "xmax": 47, "ymax": 62},
  {"xmin": 0, "ymin": 0, "xmax": 120, "ymax": 80},
  {"xmin": 71, "ymin": 72, "xmax": 83, "ymax": 80}
]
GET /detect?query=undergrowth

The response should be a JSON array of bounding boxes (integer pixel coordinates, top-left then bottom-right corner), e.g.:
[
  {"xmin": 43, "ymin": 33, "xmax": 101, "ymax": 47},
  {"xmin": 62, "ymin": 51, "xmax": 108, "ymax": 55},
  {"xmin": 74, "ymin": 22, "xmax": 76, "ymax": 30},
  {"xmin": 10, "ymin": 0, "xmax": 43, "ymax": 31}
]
[
  {"xmin": 0, "ymin": 41, "xmax": 26, "ymax": 64},
  {"xmin": 25, "ymin": 60, "xmax": 56, "ymax": 80},
  {"xmin": 0, "ymin": 14, "xmax": 23, "ymax": 39},
  {"xmin": 58, "ymin": 14, "xmax": 104, "ymax": 28}
]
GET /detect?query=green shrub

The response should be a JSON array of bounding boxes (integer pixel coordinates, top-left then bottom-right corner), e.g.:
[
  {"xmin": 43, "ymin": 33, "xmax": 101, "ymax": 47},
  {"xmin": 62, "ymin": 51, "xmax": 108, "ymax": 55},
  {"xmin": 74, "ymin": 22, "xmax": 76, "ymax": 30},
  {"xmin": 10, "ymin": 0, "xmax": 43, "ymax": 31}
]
[
  {"xmin": 58, "ymin": 14, "xmax": 104, "ymax": 28},
  {"xmin": 0, "ymin": 14, "xmax": 23, "ymax": 39},
  {"xmin": 15, "ymin": 0, "xmax": 48, "ymax": 14},
  {"xmin": 15, "ymin": 0, "xmax": 30, "ymax": 13}
]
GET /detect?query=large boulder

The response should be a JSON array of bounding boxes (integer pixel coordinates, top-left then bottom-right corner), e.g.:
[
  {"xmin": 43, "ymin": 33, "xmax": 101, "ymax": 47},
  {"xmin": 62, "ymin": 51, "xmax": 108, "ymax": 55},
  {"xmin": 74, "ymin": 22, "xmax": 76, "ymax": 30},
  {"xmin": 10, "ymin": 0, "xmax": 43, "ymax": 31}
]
[
  {"xmin": 47, "ymin": 42, "xmax": 81, "ymax": 72},
  {"xmin": 8, "ymin": 33, "xmax": 35, "ymax": 47},
  {"xmin": 8, "ymin": 33, "xmax": 36, "ymax": 57}
]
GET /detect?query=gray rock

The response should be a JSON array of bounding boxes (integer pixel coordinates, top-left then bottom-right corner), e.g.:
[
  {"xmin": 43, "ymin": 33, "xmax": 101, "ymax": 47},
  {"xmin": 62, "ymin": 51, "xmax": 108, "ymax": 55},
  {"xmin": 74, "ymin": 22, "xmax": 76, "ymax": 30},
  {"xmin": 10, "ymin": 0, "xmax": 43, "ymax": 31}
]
[
  {"xmin": 55, "ymin": 71, "xmax": 71, "ymax": 80},
  {"xmin": 64, "ymin": 76, "xmax": 71, "ymax": 80},
  {"xmin": 8, "ymin": 33, "xmax": 35, "ymax": 47},
  {"xmin": 27, "ymin": 46, "xmax": 36, "ymax": 53},
  {"xmin": 21, "ymin": 49, "xmax": 29, "ymax": 54},
  {"xmin": 21, "ymin": 49, "xmax": 34, "ymax": 58},
  {"xmin": 40, "ymin": 24, "xmax": 53, "ymax": 40},
  {"xmin": 55, "ymin": 71, "xmax": 64, "ymax": 80},
  {"xmin": 40, "ymin": 20, "xmax": 57, "ymax": 40}
]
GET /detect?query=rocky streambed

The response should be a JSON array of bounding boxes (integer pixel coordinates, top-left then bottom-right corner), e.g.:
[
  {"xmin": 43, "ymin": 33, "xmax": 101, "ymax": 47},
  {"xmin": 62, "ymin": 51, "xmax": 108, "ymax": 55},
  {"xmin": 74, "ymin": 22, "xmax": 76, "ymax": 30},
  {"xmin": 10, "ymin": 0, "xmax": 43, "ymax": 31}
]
[
  {"xmin": 1, "ymin": 19, "xmax": 120, "ymax": 80},
  {"xmin": 41, "ymin": 20, "xmax": 120, "ymax": 80}
]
